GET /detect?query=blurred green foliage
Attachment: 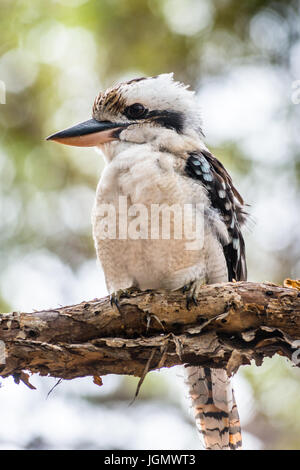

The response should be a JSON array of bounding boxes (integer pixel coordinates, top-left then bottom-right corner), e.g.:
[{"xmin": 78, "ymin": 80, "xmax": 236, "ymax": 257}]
[{"xmin": 1, "ymin": 0, "xmax": 300, "ymax": 450}]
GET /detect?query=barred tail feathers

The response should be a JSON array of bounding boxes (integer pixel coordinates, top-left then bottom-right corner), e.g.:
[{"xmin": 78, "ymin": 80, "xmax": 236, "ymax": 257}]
[{"xmin": 185, "ymin": 366, "xmax": 242, "ymax": 450}]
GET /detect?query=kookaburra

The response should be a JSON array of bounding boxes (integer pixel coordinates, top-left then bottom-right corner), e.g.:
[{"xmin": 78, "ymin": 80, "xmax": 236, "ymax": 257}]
[{"xmin": 47, "ymin": 73, "xmax": 246, "ymax": 450}]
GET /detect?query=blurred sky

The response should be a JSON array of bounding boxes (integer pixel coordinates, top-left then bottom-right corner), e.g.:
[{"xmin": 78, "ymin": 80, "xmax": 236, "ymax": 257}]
[{"xmin": 0, "ymin": 0, "xmax": 300, "ymax": 450}]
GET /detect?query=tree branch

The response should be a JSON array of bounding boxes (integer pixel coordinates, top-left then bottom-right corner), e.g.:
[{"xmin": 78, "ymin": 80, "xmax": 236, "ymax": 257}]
[{"xmin": 1, "ymin": 281, "xmax": 300, "ymax": 384}]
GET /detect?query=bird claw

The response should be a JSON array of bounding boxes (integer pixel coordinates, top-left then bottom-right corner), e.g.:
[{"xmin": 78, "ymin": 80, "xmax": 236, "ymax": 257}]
[
  {"xmin": 110, "ymin": 287, "xmax": 136, "ymax": 313},
  {"xmin": 183, "ymin": 279, "xmax": 206, "ymax": 310},
  {"xmin": 146, "ymin": 313, "xmax": 165, "ymax": 332}
]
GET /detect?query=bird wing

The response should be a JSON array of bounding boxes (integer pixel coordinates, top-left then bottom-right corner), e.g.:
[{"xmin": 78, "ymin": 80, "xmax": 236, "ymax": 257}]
[{"xmin": 184, "ymin": 149, "xmax": 248, "ymax": 282}]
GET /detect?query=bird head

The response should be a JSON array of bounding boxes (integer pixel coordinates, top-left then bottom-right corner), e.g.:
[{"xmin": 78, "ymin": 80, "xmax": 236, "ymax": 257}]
[{"xmin": 46, "ymin": 73, "xmax": 202, "ymax": 153}]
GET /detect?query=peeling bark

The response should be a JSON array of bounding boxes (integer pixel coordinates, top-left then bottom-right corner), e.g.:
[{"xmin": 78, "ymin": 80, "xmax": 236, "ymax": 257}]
[{"xmin": 0, "ymin": 281, "xmax": 300, "ymax": 384}]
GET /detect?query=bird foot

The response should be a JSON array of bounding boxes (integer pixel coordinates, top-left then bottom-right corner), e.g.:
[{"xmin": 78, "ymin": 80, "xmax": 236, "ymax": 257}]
[
  {"xmin": 182, "ymin": 279, "xmax": 206, "ymax": 310},
  {"xmin": 110, "ymin": 287, "xmax": 136, "ymax": 313},
  {"xmin": 146, "ymin": 313, "xmax": 165, "ymax": 332}
]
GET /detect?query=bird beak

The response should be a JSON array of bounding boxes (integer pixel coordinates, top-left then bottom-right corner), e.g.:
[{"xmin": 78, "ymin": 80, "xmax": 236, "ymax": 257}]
[{"xmin": 46, "ymin": 119, "xmax": 129, "ymax": 147}]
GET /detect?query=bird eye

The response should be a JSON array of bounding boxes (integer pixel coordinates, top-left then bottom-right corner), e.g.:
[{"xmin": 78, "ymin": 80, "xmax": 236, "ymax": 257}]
[{"xmin": 125, "ymin": 103, "xmax": 147, "ymax": 119}]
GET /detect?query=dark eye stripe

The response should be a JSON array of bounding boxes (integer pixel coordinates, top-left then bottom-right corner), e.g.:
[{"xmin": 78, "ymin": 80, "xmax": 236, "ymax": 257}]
[
  {"xmin": 147, "ymin": 110, "xmax": 184, "ymax": 133},
  {"xmin": 123, "ymin": 104, "xmax": 184, "ymax": 133}
]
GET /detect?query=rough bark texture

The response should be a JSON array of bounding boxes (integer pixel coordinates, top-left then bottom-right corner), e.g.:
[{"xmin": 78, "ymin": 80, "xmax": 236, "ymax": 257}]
[{"xmin": 1, "ymin": 281, "xmax": 300, "ymax": 385}]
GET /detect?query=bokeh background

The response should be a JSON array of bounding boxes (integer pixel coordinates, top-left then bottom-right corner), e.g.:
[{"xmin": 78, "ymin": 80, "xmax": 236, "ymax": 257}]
[{"xmin": 1, "ymin": 0, "xmax": 300, "ymax": 450}]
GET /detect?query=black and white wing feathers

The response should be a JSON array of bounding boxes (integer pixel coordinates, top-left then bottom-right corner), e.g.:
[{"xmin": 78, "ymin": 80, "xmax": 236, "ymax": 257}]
[{"xmin": 185, "ymin": 150, "xmax": 247, "ymax": 282}]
